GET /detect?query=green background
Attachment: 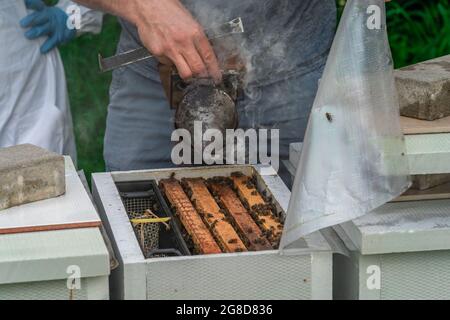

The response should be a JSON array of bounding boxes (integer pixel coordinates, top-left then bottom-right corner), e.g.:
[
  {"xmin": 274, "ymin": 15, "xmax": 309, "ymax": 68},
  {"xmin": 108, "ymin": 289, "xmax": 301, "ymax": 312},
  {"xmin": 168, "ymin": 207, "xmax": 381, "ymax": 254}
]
[{"xmin": 57, "ymin": 0, "xmax": 450, "ymax": 179}]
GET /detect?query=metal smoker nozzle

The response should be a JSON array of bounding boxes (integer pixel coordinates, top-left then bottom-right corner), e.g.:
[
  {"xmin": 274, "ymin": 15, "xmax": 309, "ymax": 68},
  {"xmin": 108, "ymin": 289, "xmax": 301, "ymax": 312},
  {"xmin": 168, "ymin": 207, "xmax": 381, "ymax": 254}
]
[{"xmin": 98, "ymin": 17, "xmax": 245, "ymax": 73}]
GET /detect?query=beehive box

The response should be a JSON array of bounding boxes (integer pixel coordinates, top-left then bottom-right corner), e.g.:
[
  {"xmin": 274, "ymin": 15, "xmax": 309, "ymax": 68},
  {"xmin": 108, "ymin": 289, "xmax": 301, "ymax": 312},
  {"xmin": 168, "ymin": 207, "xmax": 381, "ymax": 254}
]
[
  {"xmin": 92, "ymin": 165, "xmax": 333, "ymax": 300},
  {"xmin": 0, "ymin": 158, "xmax": 110, "ymax": 300},
  {"xmin": 286, "ymin": 141, "xmax": 450, "ymax": 300},
  {"xmin": 334, "ymin": 199, "xmax": 450, "ymax": 300},
  {"xmin": 0, "ymin": 228, "xmax": 109, "ymax": 300},
  {"xmin": 286, "ymin": 117, "xmax": 450, "ymax": 180}
]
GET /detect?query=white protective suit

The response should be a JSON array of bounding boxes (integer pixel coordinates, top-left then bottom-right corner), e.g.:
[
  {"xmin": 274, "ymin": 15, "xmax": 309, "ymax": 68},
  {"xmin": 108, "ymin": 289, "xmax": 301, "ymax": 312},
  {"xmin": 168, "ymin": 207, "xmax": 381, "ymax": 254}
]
[{"xmin": 0, "ymin": 0, "xmax": 103, "ymax": 164}]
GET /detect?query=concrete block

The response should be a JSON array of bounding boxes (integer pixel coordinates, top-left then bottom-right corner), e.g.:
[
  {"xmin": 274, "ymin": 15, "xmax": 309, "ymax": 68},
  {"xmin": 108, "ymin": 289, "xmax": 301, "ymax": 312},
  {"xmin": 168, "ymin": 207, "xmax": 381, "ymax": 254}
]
[
  {"xmin": 395, "ymin": 55, "xmax": 450, "ymax": 120},
  {"xmin": 411, "ymin": 174, "xmax": 450, "ymax": 191},
  {"xmin": 0, "ymin": 144, "xmax": 65, "ymax": 210}
]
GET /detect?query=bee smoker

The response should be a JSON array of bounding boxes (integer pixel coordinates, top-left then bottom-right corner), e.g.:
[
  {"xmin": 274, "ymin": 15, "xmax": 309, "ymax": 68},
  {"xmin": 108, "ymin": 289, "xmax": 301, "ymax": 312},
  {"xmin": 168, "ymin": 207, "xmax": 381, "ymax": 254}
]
[
  {"xmin": 174, "ymin": 71, "xmax": 241, "ymax": 134},
  {"xmin": 160, "ymin": 68, "xmax": 244, "ymax": 144},
  {"xmin": 98, "ymin": 17, "xmax": 246, "ymax": 146}
]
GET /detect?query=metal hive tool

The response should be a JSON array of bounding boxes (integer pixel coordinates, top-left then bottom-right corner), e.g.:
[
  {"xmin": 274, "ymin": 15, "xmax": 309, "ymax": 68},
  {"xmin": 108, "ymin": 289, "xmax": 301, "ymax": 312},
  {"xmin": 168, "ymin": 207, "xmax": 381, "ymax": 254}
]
[{"xmin": 98, "ymin": 18, "xmax": 244, "ymax": 72}]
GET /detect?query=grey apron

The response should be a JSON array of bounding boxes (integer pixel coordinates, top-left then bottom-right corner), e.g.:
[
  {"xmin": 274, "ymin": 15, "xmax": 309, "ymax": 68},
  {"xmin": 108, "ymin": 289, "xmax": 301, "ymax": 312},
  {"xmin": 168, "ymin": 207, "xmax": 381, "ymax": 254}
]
[{"xmin": 104, "ymin": 0, "xmax": 337, "ymax": 181}]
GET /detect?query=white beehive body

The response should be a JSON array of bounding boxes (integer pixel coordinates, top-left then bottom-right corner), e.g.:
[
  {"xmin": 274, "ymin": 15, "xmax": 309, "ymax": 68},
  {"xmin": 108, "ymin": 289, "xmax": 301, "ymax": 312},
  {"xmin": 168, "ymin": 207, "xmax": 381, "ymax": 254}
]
[
  {"xmin": 334, "ymin": 199, "xmax": 450, "ymax": 300},
  {"xmin": 287, "ymin": 142, "xmax": 450, "ymax": 300},
  {"xmin": 0, "ymin": 158, "xmax": 110, "ymax": 300},
  {"xmin": 92, "ymin": 165, "xmax": 334, "ymax": 300}
]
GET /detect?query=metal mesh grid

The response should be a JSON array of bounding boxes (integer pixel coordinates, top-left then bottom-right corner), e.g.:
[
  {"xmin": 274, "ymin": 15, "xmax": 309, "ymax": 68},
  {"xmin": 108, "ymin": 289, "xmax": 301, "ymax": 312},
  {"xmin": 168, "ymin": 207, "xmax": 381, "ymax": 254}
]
[
  {"xmin": 0, "ymin": 279, "xmax": 88, "ymax": 300},
  {"xmin": 380, "ymin": 251, "xmax": 450, "ymax": 300},
  {"xmin": 122, "ymin": 196, "xmax": 160, "ymax": 257},
  {"xmin": 145, "ymin": 253, "xmax": 313, "ymax": 300}
]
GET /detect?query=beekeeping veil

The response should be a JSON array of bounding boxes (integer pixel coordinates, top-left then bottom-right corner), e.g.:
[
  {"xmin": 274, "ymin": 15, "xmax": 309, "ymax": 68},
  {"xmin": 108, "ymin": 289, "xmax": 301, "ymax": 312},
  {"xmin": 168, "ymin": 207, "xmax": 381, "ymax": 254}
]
[{"xmin": 280, "ymin": 0, "xmax": 411, "ymax": 249}]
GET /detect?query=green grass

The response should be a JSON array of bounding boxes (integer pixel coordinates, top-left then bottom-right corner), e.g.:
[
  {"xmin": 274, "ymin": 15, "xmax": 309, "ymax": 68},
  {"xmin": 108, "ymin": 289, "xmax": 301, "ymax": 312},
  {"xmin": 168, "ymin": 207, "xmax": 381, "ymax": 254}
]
[
  {"xmin": 337, "ymin": 0, "xmax": 450, "ymax": 68},
  {"xmin": 387, "ymin": 0, "xmax": 450, "ymax": 67},
  {"xmin": 60, "ymin": 2, "xmax": 450, "ymax": 177}
]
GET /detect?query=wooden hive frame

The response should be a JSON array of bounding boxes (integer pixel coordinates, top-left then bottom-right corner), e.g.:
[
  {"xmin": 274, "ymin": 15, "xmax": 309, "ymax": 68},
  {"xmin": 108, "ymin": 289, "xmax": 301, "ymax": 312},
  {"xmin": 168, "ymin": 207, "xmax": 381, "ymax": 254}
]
[
  {"xmin": 160, "ymin": 179, "xmax": 221, "ymax": 255},
  {"xmin": 182, "ymin": 178, "xmax": 247, "ymax": 253},
  {"xmin": 230, "ymin": 174, "xmax": 283, "ymax": 245},
  {"xmin": 208, "ymin": 179, "xmax": 272, "ymax": 251}
]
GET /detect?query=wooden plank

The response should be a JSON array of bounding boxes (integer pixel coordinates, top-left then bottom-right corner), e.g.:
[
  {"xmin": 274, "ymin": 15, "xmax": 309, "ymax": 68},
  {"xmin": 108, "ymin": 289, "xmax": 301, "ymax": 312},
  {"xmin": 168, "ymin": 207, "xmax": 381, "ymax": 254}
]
[
  {"xmin": 401, "ymin": 115, "xmax": 450, "ymax": 135},
  {"xmin": 183, "ymin": 178, "xmax": 247, "ymax": 253},
  {"xmin": 230, "ymin": 174, "xmax": 283, "ymax": 245},
  {"xmin": 209, "ymin": 181, "xmax": 272, "ymax": 251},
  {"xmin": 160, "ymin": 179, "xmax": 221, "ymax": 255},
  {"xmin": 0, "ymin": 221, "xmax": 101, "ymax": 235},
  {"xmin": 393, "ymin": 181, "xmax": 450, "ymax": 202}
]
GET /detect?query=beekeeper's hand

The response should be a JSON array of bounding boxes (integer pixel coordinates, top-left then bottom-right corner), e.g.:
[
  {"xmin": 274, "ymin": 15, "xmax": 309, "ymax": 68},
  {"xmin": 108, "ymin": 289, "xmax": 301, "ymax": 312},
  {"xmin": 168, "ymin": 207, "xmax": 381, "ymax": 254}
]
[
  {"xmin": 133, "ymin": 0, "xmax": 222, "ymax": 82},
  {"xmin": 20, "ymin": 0, "xmax": 77, "ymax": 54}
]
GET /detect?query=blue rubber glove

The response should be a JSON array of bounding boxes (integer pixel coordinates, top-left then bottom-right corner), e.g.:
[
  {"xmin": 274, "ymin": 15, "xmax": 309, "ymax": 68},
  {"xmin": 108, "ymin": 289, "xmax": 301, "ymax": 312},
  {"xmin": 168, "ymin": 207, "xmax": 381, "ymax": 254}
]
[{"xmin": 20, "ymin": 0, "xmax": 77, "ymax": 54}]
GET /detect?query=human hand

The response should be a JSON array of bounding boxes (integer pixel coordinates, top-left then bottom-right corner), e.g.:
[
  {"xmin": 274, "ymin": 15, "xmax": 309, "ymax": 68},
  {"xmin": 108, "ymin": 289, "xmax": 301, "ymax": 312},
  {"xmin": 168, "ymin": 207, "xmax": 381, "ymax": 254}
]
[
  {"xmin": 20, "ymin": 0, "xmax": 76, "ymax": 54},
  {"xmin": 131, "ymin": 0, "xmax": 222, "ymax": 82}
]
